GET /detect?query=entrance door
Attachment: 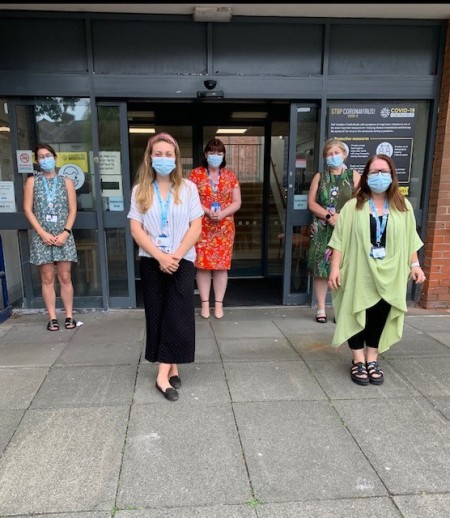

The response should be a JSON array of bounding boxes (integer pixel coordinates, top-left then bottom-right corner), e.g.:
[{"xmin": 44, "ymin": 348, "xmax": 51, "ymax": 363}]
[{"xmin": 282, "ymin": 104, "xmax": 320, "ymax": 305}]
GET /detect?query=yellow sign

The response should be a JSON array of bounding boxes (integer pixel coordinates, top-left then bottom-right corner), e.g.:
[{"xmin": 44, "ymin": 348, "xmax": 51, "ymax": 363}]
[
  {"xmin": 399, "ymin": 186, "xmax": 409, "ymax": 196},
  {"xmin": 57, "ymin": 152, "xmax": 88, "ymax": 172}
]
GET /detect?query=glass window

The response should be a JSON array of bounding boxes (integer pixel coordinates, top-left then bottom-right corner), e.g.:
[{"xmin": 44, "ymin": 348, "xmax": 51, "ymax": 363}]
[
  {"xmin": 105, "ymin": 228, "xmax": 128, "ymax": 297},
  {"xmin": 0, "ymin": 100, "xmax": 16, "ymax": 212}
]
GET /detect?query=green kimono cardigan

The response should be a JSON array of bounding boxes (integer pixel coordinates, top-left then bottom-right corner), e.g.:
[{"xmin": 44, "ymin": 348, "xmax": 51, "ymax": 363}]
[{"xmin": 328, "ymin": 197, "xmax": 423, "ymax": 353}]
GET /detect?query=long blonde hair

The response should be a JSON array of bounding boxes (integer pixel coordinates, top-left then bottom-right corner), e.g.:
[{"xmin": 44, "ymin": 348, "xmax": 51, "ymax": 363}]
[{"xmin": 133, "ymin": 133, "xmax": 184, "ymax": 212}]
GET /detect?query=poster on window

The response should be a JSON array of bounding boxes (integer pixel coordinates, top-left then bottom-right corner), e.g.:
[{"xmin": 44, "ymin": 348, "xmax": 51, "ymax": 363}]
[{"xmin": 328, "ymin": 103, "xmax": 417, "ymax": 195}]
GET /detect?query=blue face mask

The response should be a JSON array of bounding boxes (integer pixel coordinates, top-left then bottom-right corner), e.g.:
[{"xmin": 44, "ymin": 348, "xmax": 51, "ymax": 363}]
[
  {"xmin": 207, "ymin": 154, "xmax": 223, "ymax": 168},
  {"xmin": 39, "ymin": 157, "xmax": 56, "ymax": 172},
  {"xmin": 152, "ymin": 157, "xmax": 176, "ymax": 176},
  {"xmin": 326, "ymin": 154, "xmax": 344, "ymax": 168},
  {"xmin": 367, "ymin": 172, "xmax": 392, "ymax": 194}
]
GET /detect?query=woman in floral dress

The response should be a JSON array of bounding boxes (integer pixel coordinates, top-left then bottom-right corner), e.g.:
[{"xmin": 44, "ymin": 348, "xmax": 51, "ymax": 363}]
[
  {"xmin": 23, "ymin": 144, "xmax": 78, "ymax": 331},
  {"xmin": 307, "ymin": 138, "xmax": 360, "ymax": 323},
  {"xmin": 189, "ymin": 138, "xmax": 241, "ymax": 319}
]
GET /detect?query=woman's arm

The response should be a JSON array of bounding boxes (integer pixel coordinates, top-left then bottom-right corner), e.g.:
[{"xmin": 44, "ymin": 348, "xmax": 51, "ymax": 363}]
[
  {"xmin": 307, "ymin": 173, "xmax": 330, "ymax": 220},
  {"xmin": 328, "ymin": 249, "xmax": 342, "ymax": 290},
  {"xmin": 54, "ymin": 178, "xmax": 78, "ymax": 246},
  {"xmin": 410, "ymin": 251, "xmax": 426, "ymax": 283}
]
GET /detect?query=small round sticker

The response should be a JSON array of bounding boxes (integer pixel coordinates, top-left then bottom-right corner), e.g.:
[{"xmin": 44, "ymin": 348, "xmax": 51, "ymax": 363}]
[{"xmin": 58, "ymin": 163, "xmax": 85, "ymax": 190}]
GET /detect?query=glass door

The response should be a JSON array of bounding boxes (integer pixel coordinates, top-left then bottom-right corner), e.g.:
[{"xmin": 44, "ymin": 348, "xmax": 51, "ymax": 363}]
[{"xmin": 283, "ymin": 104, "xmax": 319, "ymax": 305}]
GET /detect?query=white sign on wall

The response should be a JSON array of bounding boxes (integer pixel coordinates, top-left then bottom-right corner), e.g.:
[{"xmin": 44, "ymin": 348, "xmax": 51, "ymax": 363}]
[
  {"xmin": 0, "ymin": 181, "xmax": 16, "ymax": 212},
  {"xmin": 16, "ymin": 150, "xmax": 34, "ymax": 174}
]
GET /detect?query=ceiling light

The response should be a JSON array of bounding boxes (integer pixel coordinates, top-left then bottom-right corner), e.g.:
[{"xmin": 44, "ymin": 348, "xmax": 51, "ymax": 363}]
[
  {"xmin": 231, "ymin": 112, "xmax": 267, "ymax": 119},
  {"xmin": 193, "ymin": 6, "xmax": 232, "ymax": 22},
  {"xmin": 129, "ymin": 127, "xmax": 156, "ymax": 134},
  {"xmin": 0, "ymin": 126, "xmax": 10, "ymax": 132},
  {"xmin": 216, "ymin": 128, "xmax": 247, "ymax": 135},
  {"xmin": 128, "ymin": 111, "xmax": 155, "ymax": 119}
]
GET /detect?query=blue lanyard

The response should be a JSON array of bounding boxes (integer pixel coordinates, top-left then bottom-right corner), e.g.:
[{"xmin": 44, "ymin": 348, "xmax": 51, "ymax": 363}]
[
  {"xmin": 369, "ymin": 198, "xmax": 389, "ymax": 245},
  {"xmin": 207, "ymin": 169, "xmax": 220, "ymax": 196},
  {"xmin": 43, "ymin": 176, "xmax": 58, "ymax": 209},
  {"xmin": 154, "ymin": 182, "xmax": 172, "ymax": 234}
]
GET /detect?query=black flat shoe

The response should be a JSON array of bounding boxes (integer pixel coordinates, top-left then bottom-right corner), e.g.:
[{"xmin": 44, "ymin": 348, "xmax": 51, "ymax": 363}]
[
  {"xmin": 155, "ymin": 382, "xmax": 179, "ymax": 401},
  {"xmin": 169, "ymin": 375, "xmax": 182, "ymax": 389}
]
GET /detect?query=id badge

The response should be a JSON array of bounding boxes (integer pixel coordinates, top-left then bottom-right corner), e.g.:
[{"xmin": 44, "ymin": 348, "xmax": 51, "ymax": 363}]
[
  {"xmin": 370, "ymin": 246, "xmax": 386, "ymax": 259},
  {"xmin": 327, "ymin": 205, "xmax": 336, "ymax": 215},
  {"xmin": 211, "ymin": 202, "xmax": 221, "ymax": 213},
  {"xmin": 45, "ymin": 214, "xmax": 58, "ymax": 223},
  {"xmin": 155, "ymin": 234, "xmax": 170, "ymax": 252}
]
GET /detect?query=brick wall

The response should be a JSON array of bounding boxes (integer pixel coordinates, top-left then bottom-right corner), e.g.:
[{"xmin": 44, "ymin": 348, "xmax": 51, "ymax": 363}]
[{"xmin": 420, "ymin": 20, "xmax": 450, "ymax": 308}]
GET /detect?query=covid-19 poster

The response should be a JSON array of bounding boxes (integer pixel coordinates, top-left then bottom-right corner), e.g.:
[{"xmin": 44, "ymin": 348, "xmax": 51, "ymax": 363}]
[{"xmin": 328, "ymin": 103, "xmax": 417, "ymax": 195}]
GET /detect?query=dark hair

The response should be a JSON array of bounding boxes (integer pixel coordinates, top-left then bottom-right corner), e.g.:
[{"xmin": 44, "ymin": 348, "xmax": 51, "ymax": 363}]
[
  {"xmin": 355, "ymin": 154, "xmax": 406, "ymax": 211},
  {"xmin": 34, "ymin": 143, "xmax": 57, "ymax": 160},
  {"xmin": 201, "ymin": 138, "xmax": 227, "ymax": 168}
]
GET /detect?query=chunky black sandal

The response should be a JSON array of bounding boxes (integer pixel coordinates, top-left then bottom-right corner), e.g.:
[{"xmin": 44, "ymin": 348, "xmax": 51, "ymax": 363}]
[
  {"xmin": 64, "ymin": 317, "xmax": 77, "ymax": 330},
  {"xmin": 47, "ymin": 319, "xmax": 59, "ymax": 332},
  {"xmin": 366, "ymin": 361, "xmax": 384, "ymax": 385},
  {"xmin": 351, "ymin": 361, "xmax": 369, "ymax": 386}
]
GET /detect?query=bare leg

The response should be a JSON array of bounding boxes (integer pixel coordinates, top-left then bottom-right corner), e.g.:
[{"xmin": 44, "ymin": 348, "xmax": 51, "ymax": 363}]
[
  {"xmin": 168, "ymin": 363, "xmax": 179, "ymax": 377},
  {"xmin": 57, "ymin": 261, "xmax": 74, "ymax": 319},
  {"xmin": 156, "ymin": 363, "xmax": 172, "ymax": 390},
  {"xmin": 313, "ymin": 276, "xmax": 329, "ymax": 314},
  {"xmin": 39, "ymin": 263, "xmax": 57, "ymax": 321},
  {"xmin": 196, "ymin": 269, "xmax": 212, "ymax": 318},
  {"xmin": 212, "ymin": 270, "xmax": 228, "ymax": 319}
]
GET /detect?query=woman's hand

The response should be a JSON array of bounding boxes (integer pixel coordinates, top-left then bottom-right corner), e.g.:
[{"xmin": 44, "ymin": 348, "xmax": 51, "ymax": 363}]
[
  {"xmin": 328, "ymin": 267, "xmax": 341, "ymax": 291},
  {"xmin": 411, "ymin": 266, "xmax": 426, "ymax": 284},
  {"xmin": 40, "ymin": 230, "xmax": 56, "ymax": 246},
  {"xmin": 328, "ymin": 213, "xmax": 339, "ymax": 227},
  {"xmin": 210, "ymin": 209, "xmax": 223, "ymax": 222},
  {"xmin": 53, "ymin": 231, "xmax": 69, "ymax": 247},
  {"xmin": 158, "ymin": 253, "xmax": 180, "ymax": 275}
]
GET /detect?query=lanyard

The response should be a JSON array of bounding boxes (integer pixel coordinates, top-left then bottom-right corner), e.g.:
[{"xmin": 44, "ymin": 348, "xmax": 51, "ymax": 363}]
[
  {"xmin": 369, "ymin": 198, "xmax": 389, "ymax": 245},
  {"xmin": 154, "ymin": 182, "xmax": 172, "ymax": 234},
  {"xmin": 329, "ymin": 172, "xmax": 342, "ymax": 200},
  {"xmin": 43, "ymin": 176, "xmax": 58, "ymax": 209},
  {"xmin": 207, "ymin": 169, "xmax": 220, "ymax": 196}
]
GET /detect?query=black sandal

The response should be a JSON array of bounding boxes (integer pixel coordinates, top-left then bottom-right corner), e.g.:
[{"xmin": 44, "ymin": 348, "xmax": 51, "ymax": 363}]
[
  {"xmin": 366, "ymin": 361, "xmax": 384, "ymax": 385},
  {"xmin": 47, "ymin": 319, "xmax": 59, "ymax": 332},
  {"xmin": 350, "ymin": 361, "xmax": 369, "ymax": 386},
  {"xmin": 64, "ymin": 317, "xmax": 77, "ymax": 330}
]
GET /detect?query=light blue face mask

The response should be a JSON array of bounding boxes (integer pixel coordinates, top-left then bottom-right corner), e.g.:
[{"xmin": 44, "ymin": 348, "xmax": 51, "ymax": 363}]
[
  {"xmin": 39, "ymin": 157, "xmax": 56, "ymax": 172},
  {"xmin": 326, "ymin": 154, "xmax": 344, "ymax": 168},
  {"xmin": 152, "ymin": 157, "xmax": 176, "ymax": 176},
  {"xmin": 207, "ymin": 154, "xmax": 223, "ymax": 168},
  {"xmin": 367, "ymin": 172, "xmax": 392, "ymax": 193}
]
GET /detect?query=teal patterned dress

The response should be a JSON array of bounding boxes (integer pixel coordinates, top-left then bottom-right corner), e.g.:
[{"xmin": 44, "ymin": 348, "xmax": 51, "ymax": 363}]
[
  {"xmin": 30, "ymin": 175, "xmax": 78, "ymax": 265},
  {"xmin": 307, "ymin": 168, "xmax": 355, "ymax": 278}
]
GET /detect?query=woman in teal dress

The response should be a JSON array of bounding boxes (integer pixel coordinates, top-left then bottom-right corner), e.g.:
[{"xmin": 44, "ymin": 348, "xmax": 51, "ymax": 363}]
[
  {"xmin": 307, "ymin": 138, "xmax": 360, "ymax": 323},
  {"xmin": 24, "ymin": 144, "xmax": 78, "ymax": 331}
]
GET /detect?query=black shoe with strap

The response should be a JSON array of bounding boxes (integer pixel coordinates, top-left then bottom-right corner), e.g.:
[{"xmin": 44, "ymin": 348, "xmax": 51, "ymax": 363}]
[
  {"xmin": 351, "ymin": 361, "xmax": 369, "ymax": 386},
  {"xmin": 366, "ymin": 361, "xmax": 384, "ymax": 385}
]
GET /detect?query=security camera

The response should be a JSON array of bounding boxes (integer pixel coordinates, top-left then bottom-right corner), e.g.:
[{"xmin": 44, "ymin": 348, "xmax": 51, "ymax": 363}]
[{"xmin": 204, "ymin": 79, "xmax": 217, "ymax": 90}]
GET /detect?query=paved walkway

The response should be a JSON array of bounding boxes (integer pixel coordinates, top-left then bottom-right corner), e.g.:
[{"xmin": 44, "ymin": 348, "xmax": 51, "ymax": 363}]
[{"xmin": 0, "ymin": 306, "xmax": 450, "ymax": 517}]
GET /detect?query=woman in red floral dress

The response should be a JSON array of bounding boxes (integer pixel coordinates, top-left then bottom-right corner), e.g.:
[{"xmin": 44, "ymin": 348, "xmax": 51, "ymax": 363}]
[{"xmin": 189, "ymin": 138, "xmax": 241, "ymax": 318}]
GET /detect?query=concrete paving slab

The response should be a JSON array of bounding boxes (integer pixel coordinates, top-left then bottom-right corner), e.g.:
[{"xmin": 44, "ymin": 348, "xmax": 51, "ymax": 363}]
[
  {"xmin": 233, "ymin": 401, "xmax": 386, "ymax": 503},
  {"xmin": 192, "ymin": 337, "xmax": 222, "ymax": 363},
  {"xmin": 380, "ymin": 333, "xmax": 450, "ymax": 359},
  {"xmin": 0, "ymin": 410, "xmax": 24, "ymax": 454},
  {"xmin": 224, "ymin": 361, "xmax": 327, "ymax": 402},
  {"xmin": 194, "ymin": 321, "xmax": 215, "ymax": 339},
  {"xmin": 13, "ymin": 513, "xmax": 110, "ymax": 518},
  {"xmin": 0, "ymin": 367, "xmax": 48, "ymax": 409},
  {"xmin": 197, "ymin": 306, "xmax": 309, "ymax": 322},
  {"xmin": 218, "ymin": 337, "xmax": 299, "ymax": 362},
  {"xmin": 0, "ymin": 324, "xmax": 72, "ymax": 345},
  {"xmin": 333, "ymin": 398, "xmax": 450, "ymax": 494},
  {"xmin": 394, "ymin": 494, "xmax": 450, "ymax": 517},
  {"xmin": 0, "ymin": 406, "xmax": 129, "ymax": 515},
  {"xmin": 116, "ymin": 505, "xmax": 257, "ymax": 517},
  {"xmin": 134, "ymin": 363, "xmax": 230, "ymax": 404},
  {"xmin": 54, "ymin": 339, "xmax": 142, "ymax": 366},
  {"xmin": 68, "ymin": 316, "xmax": 145, "ymax": 345},
  {"xmin": 307, "ymin": 359, "xmax": 420, "ymax": 400},
  {"xmin": 288, "ymin": 335, "xmax": 349, "ymax": 361},
  {"xmin": 212, "ymin": 320, "xmax": 285, "ymax": 339},
  {"xmin": 117, "ymin": 404, "xmax": 250, "ymax": 508},
  {"xmin": 427, "ymin": 332, "xmax": 450, "ymax": 348},
  {"xmin": 389, "ymin": 357, "xmax": 450, "ymax": 396},
  {"xmin": 404, "ymin": 315, "xmax": 450, "ymax": 333},
  {"xmin": 257, "ymin": 497, "xmax": 401, "ymax": 517},
  {"xmin": 273, "ymin": 317, "xmax": 337, "ymax": 337},
  {"xmin": 429, "ymin": 397, "xmax": 450, "ymax": 419},
  {"xmin": 0, "ymin": 341, "xmax": 67, "ymax": 367},
  {"xmin": 30, "ymin": 365, "xmax": 138, "ymax": 408}
]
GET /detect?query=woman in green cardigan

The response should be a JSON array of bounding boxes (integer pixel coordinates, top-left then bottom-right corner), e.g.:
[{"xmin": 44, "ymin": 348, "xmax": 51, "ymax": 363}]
[{"xmin": 328, "ymin": 154, "xmax": 426, "ymax": 386}]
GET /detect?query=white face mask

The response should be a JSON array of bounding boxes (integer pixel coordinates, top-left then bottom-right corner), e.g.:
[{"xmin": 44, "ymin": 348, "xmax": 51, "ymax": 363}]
[
  {"xmin": 367, "ymin": 172, "xmax": 392, "ymax": 193},
  {"xmin": 207, "ymin": 154, "xmax": 223, "ymax": 168}
]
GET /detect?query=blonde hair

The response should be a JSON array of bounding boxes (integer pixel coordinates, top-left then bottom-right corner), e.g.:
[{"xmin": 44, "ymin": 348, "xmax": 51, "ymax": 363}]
[
  {"xmin": 322, "ymin": 138, "xmax": 348, "ymax": 159},
  {"xmin": 133, "ymin": 133, "xmax": 184, "ymax": 213}
]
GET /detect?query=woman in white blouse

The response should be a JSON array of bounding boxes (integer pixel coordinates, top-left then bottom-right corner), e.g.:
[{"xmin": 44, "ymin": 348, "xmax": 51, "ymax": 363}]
[{"xmin": 128, "ymin": 133, "xmax": 203, "ymax": 402}]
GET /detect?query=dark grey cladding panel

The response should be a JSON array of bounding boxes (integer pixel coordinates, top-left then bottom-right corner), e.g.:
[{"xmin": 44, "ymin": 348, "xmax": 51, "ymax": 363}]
[
  {"xmin": 0, "ymin": 17, "xmax": 88, "ymax": 72},
  {"xmin": 212, "ymin": 23, "xmax": 324, "ymax": 77},
  {"xmin": 329, "ymin": 24, "xmax": 441, "ymax": 76},
  {"xmin": 92, "ymin": 20, "xmax": 207, "ymax": 74}
]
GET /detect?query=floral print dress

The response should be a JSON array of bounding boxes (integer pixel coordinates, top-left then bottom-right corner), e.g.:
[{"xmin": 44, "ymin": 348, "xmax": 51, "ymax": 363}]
[
  {"xmin": 307, "ymin": 168, "xmax": 354, "ymax": 278},
  {"xmin": 30, "ymin": 175, "xmax": 78, "ymax": 265},
  {"xmin": 189, "ymin": 166, "xmax": 239, "ymax": 270}
]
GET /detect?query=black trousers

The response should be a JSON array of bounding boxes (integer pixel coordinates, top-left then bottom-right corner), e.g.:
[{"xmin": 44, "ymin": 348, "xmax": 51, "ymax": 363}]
[
  {"xmin": 140, "ymin": 257, "xmax": 196, "ymax": 364},
  {"xmin": 347, "ymin": 298, "xmax": 391, "ymax": 350}
]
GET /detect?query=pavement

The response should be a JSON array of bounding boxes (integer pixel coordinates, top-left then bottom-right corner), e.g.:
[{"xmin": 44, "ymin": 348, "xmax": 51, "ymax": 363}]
[{"xmin": 1, "ymin": 305, "xmax": 450, "ymax": 518}]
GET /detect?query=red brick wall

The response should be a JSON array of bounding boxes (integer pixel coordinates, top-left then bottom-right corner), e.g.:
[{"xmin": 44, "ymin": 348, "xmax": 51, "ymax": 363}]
[{"xmin": 420, "ymin": 20, "xmax": 450, "ymax": 308}]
